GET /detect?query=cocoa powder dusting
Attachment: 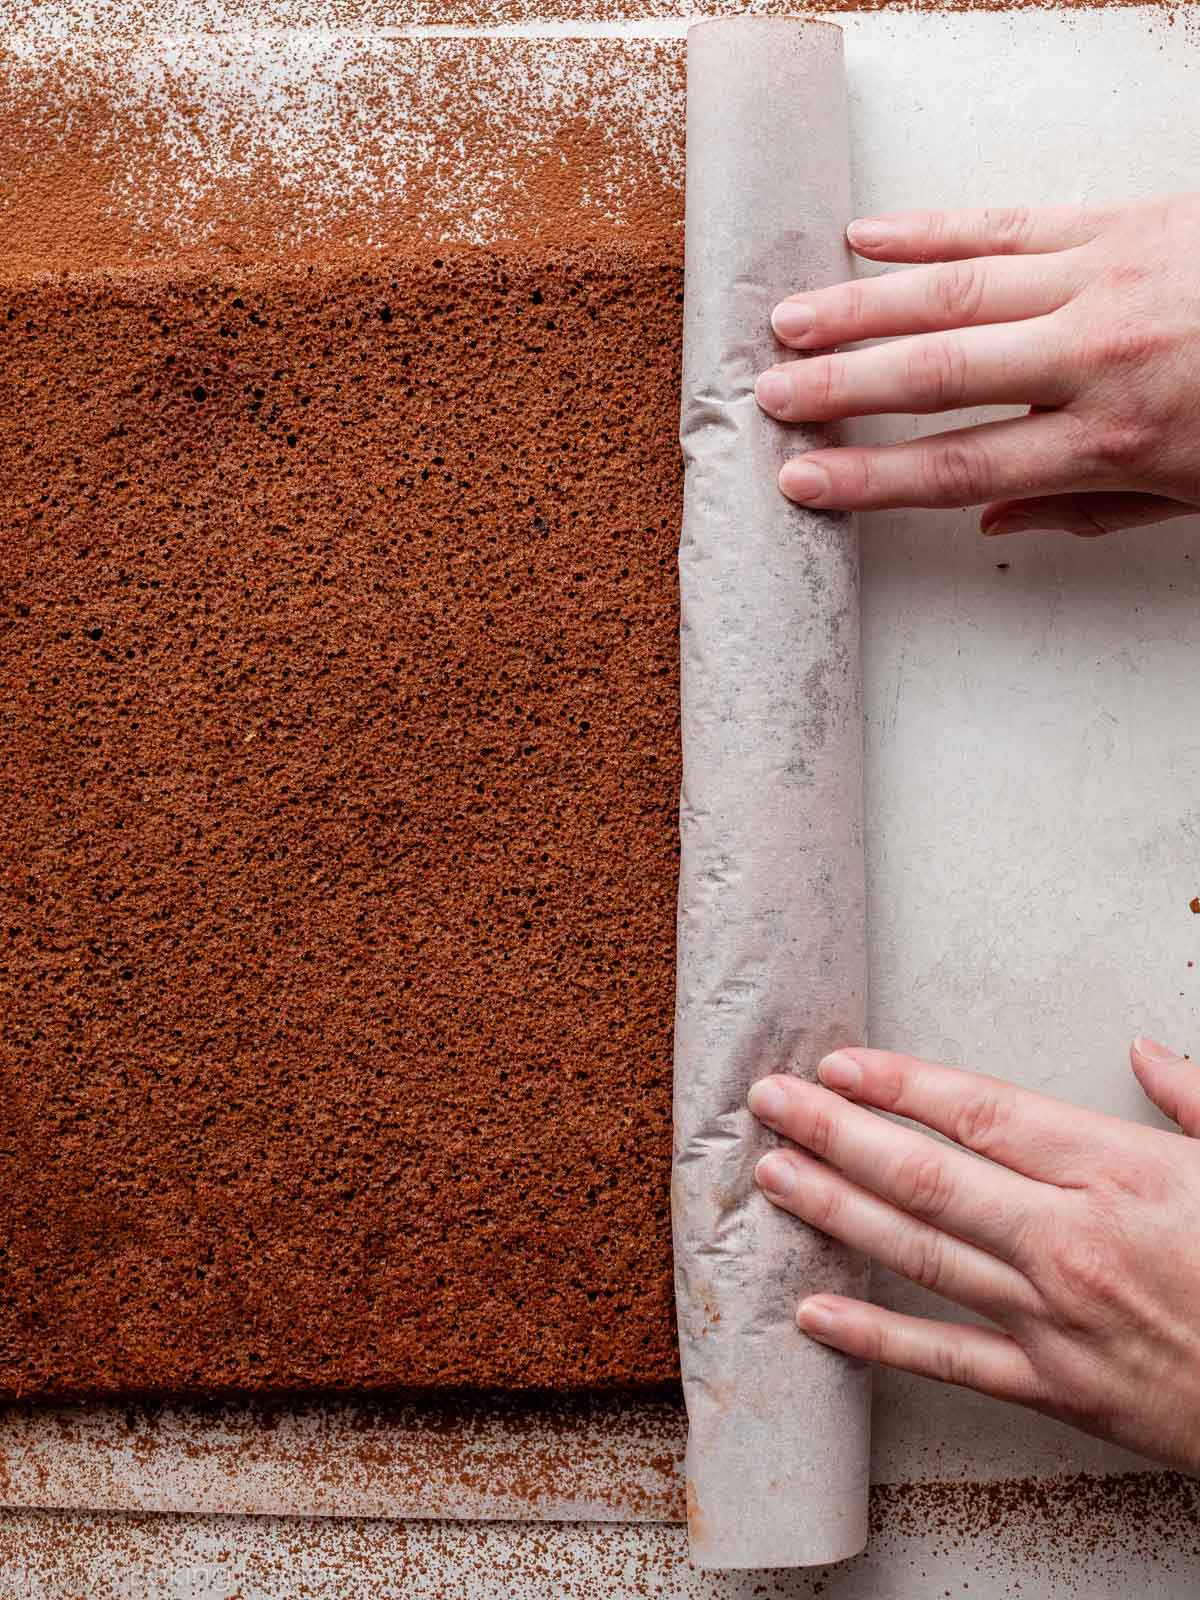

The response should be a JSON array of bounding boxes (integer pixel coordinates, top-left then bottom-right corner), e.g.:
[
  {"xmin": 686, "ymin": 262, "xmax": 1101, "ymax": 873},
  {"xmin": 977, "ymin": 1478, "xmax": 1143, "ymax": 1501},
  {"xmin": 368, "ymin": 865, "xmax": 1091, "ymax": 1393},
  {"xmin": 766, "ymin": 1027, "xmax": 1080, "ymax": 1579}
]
[
  {"xmin": 869, "ymin": 1470, "xmax": 1200, "ymax": 1563},
  {"xmin": 0, "ymin": 0, "xmax": 1187, "ymax": 36},
  {"xmin": 0, "ymin": 37, "xmax": 684, "ymax": 276},
  {"xmin": 2, "ymin": 1471, "xmax": 1199, "ymax": 1595},
  {"xmin": 0, "ymin": 1391, "xmax": 688, "ymax": 1521}
]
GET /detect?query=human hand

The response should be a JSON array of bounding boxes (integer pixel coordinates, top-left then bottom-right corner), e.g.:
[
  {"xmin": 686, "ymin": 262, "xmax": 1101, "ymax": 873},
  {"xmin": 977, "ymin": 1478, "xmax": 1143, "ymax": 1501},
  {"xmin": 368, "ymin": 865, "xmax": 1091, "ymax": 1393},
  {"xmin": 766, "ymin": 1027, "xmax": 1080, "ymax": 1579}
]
[
  {"xmin": 748, "ymin": 1037, "xmax": 1200, "ymax": 1473},
  {"xmin": 754, "ymin": 197, "xmax": 1200, "ymax": 537}
]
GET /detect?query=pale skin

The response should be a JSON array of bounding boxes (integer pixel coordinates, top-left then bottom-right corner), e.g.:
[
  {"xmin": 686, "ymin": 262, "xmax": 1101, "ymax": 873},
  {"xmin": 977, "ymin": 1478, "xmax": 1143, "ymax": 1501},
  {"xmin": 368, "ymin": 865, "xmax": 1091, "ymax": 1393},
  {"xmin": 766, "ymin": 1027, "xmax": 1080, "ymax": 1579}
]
[
  {"xmin": 753, "ymin": 196, "xmax": 1200, "ymax": 534},
  {"xmin": 749, "ymin": 198, "xmax": 1200, "ymax": 1472}
]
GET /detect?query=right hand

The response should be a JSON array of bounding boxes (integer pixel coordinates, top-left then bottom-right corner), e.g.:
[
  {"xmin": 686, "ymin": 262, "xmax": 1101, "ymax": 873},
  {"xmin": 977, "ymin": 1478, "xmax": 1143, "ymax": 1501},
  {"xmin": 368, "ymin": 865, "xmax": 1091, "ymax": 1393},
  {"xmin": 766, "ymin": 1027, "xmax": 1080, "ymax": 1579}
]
[{"xmin": 754, "ymin": 194, "xmax": 1200, "ymax": 537}]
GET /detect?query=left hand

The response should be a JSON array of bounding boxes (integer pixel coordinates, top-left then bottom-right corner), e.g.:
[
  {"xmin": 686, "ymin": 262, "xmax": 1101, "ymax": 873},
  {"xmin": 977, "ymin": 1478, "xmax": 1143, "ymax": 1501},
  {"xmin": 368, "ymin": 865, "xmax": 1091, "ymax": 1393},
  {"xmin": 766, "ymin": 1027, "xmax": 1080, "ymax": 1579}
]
[{"xmin": 748, "ymin": 1037, "xmax": 1200, "ymax": 1474}]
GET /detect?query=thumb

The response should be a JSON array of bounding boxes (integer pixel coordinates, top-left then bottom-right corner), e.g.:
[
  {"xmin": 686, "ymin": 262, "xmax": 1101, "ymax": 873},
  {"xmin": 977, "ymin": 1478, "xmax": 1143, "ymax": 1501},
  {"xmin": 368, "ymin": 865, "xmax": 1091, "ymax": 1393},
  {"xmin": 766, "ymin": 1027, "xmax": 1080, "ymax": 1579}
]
[
  {"xmin": 1131, "ymin": 1035, "xmax": 1200, "ymax": 1136},
  {"xmin": 981, "ymin": 493, "xmax": 1197, "ymax": 539}
]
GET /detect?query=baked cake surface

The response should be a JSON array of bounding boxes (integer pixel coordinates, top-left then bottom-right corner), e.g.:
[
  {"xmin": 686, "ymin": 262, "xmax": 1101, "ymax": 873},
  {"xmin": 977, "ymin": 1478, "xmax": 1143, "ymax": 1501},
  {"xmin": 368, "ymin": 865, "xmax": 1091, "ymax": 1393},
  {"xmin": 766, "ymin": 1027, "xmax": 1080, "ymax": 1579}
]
[{"xmin": 0, "ymin": 248, "xmax": 682, "ymax": 1396}]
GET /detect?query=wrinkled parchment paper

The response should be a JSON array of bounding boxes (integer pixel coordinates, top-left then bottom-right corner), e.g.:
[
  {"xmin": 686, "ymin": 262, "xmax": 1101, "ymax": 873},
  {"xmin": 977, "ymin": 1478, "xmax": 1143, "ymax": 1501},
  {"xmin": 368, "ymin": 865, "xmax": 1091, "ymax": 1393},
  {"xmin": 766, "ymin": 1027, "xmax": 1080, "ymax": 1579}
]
[{"xmin": 672, "ymin": 18, "xmax": 871, "ymax": 1571}]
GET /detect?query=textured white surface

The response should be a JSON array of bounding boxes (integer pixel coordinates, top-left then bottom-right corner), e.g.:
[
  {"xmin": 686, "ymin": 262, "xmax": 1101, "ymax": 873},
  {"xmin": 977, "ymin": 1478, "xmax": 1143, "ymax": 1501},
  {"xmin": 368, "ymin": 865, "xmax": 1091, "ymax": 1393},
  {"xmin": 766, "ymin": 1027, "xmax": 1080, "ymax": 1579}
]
[
  {"xmin": 0, "ymin": 1397, "xmax": 686, "ymax": 1522},
  {"xmin": 2, "ymin": 1496, "xmax": 1198, "ymax": 1600}
]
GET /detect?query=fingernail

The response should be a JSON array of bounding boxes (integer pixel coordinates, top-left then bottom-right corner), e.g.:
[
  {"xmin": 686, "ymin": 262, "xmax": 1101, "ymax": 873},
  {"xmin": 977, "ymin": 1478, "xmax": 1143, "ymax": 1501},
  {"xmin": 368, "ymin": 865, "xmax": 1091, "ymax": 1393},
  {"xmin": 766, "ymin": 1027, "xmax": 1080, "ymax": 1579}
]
[
  {"xmin": 747, "ymin": 1077, "xmax": 788, "ymax": 1124},
  {"xmin": 1134, "ymin": 1034, "xmax": 1177, "ymax": 1062},
  {"xmin": 755, "ymin": 369, "xmax": 792, "ymax": 414},
  {"xmin": 983, "ymin": 513, "xmax": 1040, "ymax": 538},
  {"xmin": 797, "ymin": 1296, "xmax": 839, "ymax": 1336},
  {"xmin": 755, "ymin": 1151, "xmax": 795, "ymax": 1198},
  {"xmin": 817, "ymin": 1051, "xmax": 862, "ymax": 1094},
  {"xmin": 772, "ymin": 301, "xmax": 814, "ymax": 342},
  {"xmin": 847, "ymin": 218, "xmax": 895, "ymax": 252},
  {"xmin": 779, "ymin": 458, "xmax": 831, "ymax": 504}
]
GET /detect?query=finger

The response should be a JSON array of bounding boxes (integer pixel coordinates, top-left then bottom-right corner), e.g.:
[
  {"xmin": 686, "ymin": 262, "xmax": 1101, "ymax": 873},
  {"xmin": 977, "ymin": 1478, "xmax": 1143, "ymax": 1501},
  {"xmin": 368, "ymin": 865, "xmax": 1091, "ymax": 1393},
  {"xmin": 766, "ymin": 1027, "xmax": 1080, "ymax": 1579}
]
[
  {"xmin": 771, "ymin": 254, "xmax": 1080, "ymax": 349},
  {"xmin": 755, "ymin": 1146, "xmax": 1038, "ymax": 1320},
  {"xmin": 846, "ymin": 204, "xmax": 1110, "ymax": 263},
  {"xmin": 815, "ymin": 1046, "xmax": 1124, "ymax": 1186},
  {"xmin": 1131, "ymin": 1035, "xmax": 1200, "ymax": 1137},
  {"xmin": 982, "ymin": 492, "xmax": 1200, "ymax": 538},
  {"xmin": 747, "ymin": 1075, "xmax": 1035, "ymax": 1261},
  {"xmin": 755, "ymin": 320, "xmax": 1071, "ymax": 421},
  {"xmin": 795, "ymin": 1295, "xmax": 1043, "ymax": 1405},
  {"xmin": 777, "ymin": 412, "xmax": 1096, "ymax": 512}
]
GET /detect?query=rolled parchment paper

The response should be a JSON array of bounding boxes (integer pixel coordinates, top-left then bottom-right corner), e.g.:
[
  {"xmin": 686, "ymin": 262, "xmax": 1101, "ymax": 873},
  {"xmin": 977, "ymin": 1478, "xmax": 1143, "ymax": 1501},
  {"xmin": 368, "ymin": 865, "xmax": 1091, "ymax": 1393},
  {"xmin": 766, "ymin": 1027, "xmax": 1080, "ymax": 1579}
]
[{"xmin": 673, "ymin": 18, "xmax": 870, "ymax": 1571}]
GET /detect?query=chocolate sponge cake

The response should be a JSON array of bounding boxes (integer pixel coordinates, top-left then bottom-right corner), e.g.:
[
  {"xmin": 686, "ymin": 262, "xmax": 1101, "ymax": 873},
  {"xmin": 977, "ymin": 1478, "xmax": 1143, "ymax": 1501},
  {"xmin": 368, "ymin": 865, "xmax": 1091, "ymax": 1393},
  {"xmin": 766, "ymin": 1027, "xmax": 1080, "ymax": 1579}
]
[{"xmin": 0, "ymin": 247, "xmax": 684, "ymax": 1397}]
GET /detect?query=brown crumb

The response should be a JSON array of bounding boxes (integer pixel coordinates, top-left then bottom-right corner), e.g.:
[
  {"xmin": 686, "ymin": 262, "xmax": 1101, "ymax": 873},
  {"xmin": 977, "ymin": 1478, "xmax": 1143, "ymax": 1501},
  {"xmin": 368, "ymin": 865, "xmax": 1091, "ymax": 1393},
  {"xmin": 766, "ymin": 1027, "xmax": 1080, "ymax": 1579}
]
[{"xmin": 0, "ymin": 247, "xmax": 683, "ymax": 1400}]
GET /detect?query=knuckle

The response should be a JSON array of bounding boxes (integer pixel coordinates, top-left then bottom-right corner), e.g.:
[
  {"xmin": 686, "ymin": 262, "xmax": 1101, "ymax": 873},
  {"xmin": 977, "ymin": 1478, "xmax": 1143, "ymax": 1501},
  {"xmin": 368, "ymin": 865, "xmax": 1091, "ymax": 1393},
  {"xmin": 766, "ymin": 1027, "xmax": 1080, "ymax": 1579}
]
[
  {"xmin": 889, "ymin": 1147, "xmax": 954, "ymax": 1220},
  {"xmin": 1097, "ymin": 260, "xmax": 1153, "ymax": 296},
  {"xmin": 1044, "ymin": 1228, "xmax": 1116, "ymax": 1309},
  {"xmin": 859, "ymin": 1318, "xmax": 888, "ymax": 1365},
  {"xmin": 903, "ymin": 338, "xmax": 969, "ymax": 409},
  {"xmin": 951, "ymin": 1088, "xmax": 1010, "ymax": 1158},
  {"xmin": 1087, "ymin": 414, "xmax": 1155, "ymax": 472},
  {"xmin": 838, "ymin": 279, "xmax": 871, "ymax": 331},
  {"xmin": 987, "ymin": 207, "xmax": 1035, "ymax": 253},
  {"xmin": 811, "ymin": 353, "xmax": 849, "ymax": 417},
  {"xmin": 931, "ymin": 261, "xmax": 988, "ymax": 325},
  {"xmin": 917, "ymin": 211, "xmax": 977, "ymax": 263},
  {"xmin": 927, "ymin": 439, "xmax": 990, "ymax": 505},
  {"xmin": 1097, "ymin": 1143, "xmax": 1168, "ymax": 1202},
  {"xmin": 804, "ymin": 1104, "xmax": 837, "ymax": 1161},
  {"xmin": 892, "ymin": 1222, "xmax": 948, "ymax": 1294},
  {"xmin": 934, "ymin": 1337, "xmax": 972, "ymax": 1388},
  {"xmin": 808, "ymin": 1176, "xmax": 843, "ymax": 1235},
  {"xmin": 915, "ymin": 1337, "xmax": 979, "ymax": 1388},
  {"xmin": 1002, "ymin": 1211, "xmax": 1042, "ymax": 1278},
  {"xmin": 839, "ymin": 449, "xmax": 879, "ymax": 506},
  {"xmin": 1089, "ymin": 322, "xmax": 1160, "ymax": 371},
  {"xmin": 1102, "ymin": 1159, "xmax": 1150, "ymax": 1200},
  {"xmin": 909, "ymin": 211, "xmax": 947, "ymax": 258},
  {"xmin": 868, "ymin": 1055, "xmax": 908, "ymax": 1112}
]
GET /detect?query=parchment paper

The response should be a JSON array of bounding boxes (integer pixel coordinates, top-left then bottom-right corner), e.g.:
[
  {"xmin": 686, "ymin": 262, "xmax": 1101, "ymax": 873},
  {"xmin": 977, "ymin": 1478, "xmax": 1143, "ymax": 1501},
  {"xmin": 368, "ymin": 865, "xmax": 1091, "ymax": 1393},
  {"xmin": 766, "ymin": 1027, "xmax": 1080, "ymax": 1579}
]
[{"xmin": 672, "ymin": 18, "xmax": 871, "ymax": 1571}]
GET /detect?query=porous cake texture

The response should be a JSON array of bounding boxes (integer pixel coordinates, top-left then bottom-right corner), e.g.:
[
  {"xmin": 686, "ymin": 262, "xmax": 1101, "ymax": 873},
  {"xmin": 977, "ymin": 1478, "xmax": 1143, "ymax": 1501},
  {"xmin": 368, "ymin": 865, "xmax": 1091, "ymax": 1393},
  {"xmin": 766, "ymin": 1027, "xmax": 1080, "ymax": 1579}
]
[{"xmin": 0, "ymin": 248, "xmax": 683, "ymax": 1397}]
